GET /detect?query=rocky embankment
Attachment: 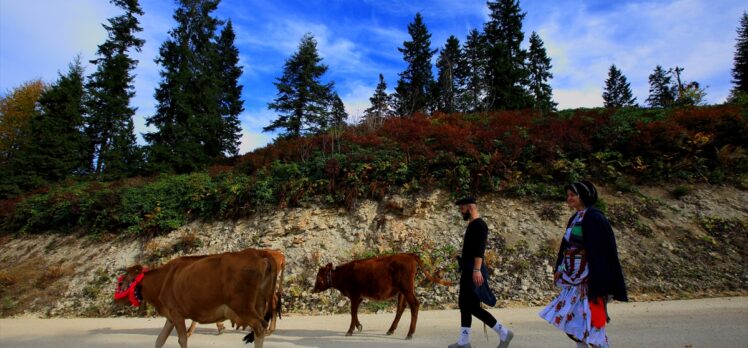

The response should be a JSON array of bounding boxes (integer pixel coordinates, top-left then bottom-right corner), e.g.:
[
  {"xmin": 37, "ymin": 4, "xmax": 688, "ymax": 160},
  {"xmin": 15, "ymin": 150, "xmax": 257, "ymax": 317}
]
[{"xmin": 0, "ymin": 185, "xmax": 746, "ymax": 318}]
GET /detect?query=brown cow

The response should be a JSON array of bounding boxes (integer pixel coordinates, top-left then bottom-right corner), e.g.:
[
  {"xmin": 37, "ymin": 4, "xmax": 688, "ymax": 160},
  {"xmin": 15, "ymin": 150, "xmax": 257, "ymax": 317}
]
[
  {"xmin": 115, "ymin": 248, "xmax": 277, "ymax": 348},
  {"xmin": 186, "ymin": 249, "xmax": 286, "ymax": 337},
  {"xmin": 312, "ymin": 252, "xmax": 450, "ymax": 339}
]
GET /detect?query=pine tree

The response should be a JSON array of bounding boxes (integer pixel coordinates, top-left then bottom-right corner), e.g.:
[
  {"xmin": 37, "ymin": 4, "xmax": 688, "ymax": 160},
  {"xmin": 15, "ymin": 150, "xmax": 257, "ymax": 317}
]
[
  {"xmin": 265, "ymin": 33, "xmax": 334, "ymax": 138},
  {"xmin": 1, "ymin": 59, "xmax": 88, "ymax": 197},
  {"xmin": 86, "ymin": 0, "xmax": 145, "ymax": 178},
  {"xmin": 394, "ymin": 13, "xmax": 437, "ymax": 116},
  {"xmin": 362, "ymin": 74, "xmax": 394, "ymax": 129},
  {"xmin": 526, "ymin": 31, "xmax": 556, "ymax": 112},
  {"xmin": 602, "ymin": 65, "xmax": 637, "ymax": 108},
  {"xmin": 214, "ymin": 19, "xmax": 243, "ymax": 156},
  {"xmin": 435, "ymin": 35, "xmax": 463, "ymax": 114},
  {"xmin": 483, "ymin": 0, "xmax": 532, "ymax": 110},
  {"xmin": 646, "ymin": 65, "xmax": 675, "ymax": 108},
  {"xmin": 730, "ymin": 12, "xmax": 748, "ymax": 100},
  {"xmin": 459, "ymin": 29, "xmax": 486, "ymax": 113},
  {"xmin": 328, "ymin": 93, "xmax": 348, "ymax": 128},
  {"xmin": 146, "ymin": 0, "xmax": 232, "ymax": 173}
]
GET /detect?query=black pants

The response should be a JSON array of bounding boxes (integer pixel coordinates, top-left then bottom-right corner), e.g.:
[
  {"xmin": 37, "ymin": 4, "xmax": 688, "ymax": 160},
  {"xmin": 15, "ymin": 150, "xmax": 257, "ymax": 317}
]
[{"xmin": 458, "ymin": 272, "xmax": 497, "ymax": 327}]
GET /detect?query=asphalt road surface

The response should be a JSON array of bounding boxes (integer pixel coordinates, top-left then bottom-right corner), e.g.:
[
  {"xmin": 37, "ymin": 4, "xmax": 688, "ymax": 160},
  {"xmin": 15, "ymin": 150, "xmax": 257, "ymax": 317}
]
[{"xmin": 1, "ymin": 297, "xmax": 746, "ymax": 347}]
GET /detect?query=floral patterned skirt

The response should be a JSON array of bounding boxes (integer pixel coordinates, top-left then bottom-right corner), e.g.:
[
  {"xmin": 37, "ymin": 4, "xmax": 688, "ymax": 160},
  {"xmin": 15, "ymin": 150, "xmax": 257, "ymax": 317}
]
[{"xmin": 539, "ymin": 250, "xmax": 609, "ymax": 347}]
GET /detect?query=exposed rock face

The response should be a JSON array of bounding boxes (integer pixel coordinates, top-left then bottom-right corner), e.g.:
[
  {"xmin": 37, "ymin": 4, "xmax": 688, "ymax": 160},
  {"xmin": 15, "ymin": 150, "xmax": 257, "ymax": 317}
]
[{"xmin": 1, "ymin": 185, "xmax": 746, "ymax": 317}]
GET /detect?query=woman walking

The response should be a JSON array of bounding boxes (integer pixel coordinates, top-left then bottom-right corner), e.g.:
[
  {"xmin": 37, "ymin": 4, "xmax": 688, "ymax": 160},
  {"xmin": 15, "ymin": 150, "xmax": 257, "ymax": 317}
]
[{"xmin": 539, "ymin": 181, "xmax": 627, "ymax": 348}]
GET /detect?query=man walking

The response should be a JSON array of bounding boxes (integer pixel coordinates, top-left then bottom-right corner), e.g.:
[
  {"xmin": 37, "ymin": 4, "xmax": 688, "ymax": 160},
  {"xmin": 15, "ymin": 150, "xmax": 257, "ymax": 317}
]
[{"xmin": 449, "ymin": 196, "xmax": 514, "ymax": 348}]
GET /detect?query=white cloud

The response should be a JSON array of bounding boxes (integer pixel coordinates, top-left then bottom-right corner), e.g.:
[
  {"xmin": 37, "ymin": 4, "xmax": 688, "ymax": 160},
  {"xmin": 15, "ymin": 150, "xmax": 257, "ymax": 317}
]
[
  {"xmin": 0, "ymin": 0, "xmax": 114, "ymax": 90},
  {"xmin": 239, "ymin": 130, "xmax": 273, "ymax": 154},
  {"xmin": 554, "ymin": 86, "xmax": 604, "ymax": 110},
  {"xmin": 535, "ymin": 0, "xmax": 744, "ymax": 106},
  {"xmin": 339, "ymin": 81, "xmax": 377, "ymax": 123}
]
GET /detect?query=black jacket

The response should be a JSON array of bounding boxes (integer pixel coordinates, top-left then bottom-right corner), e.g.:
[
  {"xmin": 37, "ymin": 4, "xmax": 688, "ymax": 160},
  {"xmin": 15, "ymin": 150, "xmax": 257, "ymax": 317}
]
[{"xmin": 555, "ymin": 207, "xmax": 628, "ymax": 302}]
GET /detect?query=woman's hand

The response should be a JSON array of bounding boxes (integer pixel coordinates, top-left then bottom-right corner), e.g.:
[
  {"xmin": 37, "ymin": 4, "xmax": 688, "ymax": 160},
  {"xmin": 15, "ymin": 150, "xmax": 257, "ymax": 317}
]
[
  {"xmin": 553, "ymin": 271, "xmax": 561, "ymax": 283},
  {"xmin": 473, "ymin": 270, "xmax": 484, "ymax": 286}
]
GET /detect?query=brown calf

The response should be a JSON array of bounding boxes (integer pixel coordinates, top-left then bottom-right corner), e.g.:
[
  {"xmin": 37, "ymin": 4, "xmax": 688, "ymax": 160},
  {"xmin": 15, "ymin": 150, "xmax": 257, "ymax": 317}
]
[
  {"xmin": 186, "ymin": 249, "xmax": 286, "ymax": 337},
  {"xmin": 115, "ymin": 248, "xmax": 277, "ymax": 348},
  {"xmin": 312, "ymin": 252, "xmax": 450, "ymax": 339}
]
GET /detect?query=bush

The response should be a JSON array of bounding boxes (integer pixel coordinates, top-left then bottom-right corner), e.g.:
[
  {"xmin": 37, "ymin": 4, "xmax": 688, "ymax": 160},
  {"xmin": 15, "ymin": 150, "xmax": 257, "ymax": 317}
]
[{"xmin": 1, "ymin": 105, "xmax": 745, "ymax": 235}]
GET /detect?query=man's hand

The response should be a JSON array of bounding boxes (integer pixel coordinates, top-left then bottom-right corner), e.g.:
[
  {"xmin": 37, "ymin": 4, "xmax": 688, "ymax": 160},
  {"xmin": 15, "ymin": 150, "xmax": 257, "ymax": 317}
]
[
  {"xmin": 553, "ymin": 271, "xmax": 561, "ymax": 283},
  {"xmin": 473, "ymin": 270, "xmax": 484, "ymax": 287}
]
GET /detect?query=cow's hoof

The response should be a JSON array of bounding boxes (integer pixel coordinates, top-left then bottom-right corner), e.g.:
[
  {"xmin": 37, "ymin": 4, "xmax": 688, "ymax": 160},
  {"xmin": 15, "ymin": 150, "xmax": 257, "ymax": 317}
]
[
  {"xmin": 386, "ymin": 330, "xmax": 394, "ymax": 336},
  {"xmin": 345, "ymin": 332, "xmax": 353, "ymax": 336},
  {"xmin": 216, "ymin": 327, "xmax": 225, "ymax": 335},
  {"xmin": 243, "ymin": 332, "xmax": 255, "ymax": 344},
  {"xmin": 405, "ymin": 335, "xmax": 413, "ymax": 340},
  {"xmin": 356, "ymin": 324, "xmax": 363, "ymax": 332}
]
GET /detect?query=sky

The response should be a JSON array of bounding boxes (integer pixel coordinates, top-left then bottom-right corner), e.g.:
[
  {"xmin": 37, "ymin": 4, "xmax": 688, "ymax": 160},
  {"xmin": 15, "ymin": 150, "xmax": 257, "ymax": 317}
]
[{"xmin": 1, "ymin": 0, "xmax": 745, "ymax": 154}]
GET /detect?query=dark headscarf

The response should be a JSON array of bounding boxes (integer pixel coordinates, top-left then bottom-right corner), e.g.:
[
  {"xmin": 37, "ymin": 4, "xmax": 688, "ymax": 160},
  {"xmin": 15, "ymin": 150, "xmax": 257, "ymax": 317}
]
[{"xmin": 565, "ymin": 180, "xmax": 598, "ymax": 207}]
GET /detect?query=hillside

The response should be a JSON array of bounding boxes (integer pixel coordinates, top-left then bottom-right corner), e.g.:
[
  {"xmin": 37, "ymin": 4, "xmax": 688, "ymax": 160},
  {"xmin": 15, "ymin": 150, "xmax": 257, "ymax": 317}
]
[{"xmin": 0, "ymin": 184, "xmax": 746, "ymax": 318}]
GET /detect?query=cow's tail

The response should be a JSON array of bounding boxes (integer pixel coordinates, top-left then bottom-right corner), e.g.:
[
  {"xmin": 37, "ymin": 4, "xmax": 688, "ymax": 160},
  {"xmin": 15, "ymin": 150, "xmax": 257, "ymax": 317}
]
[
  {"xmin": 277, "ymin": 261, "xmax": 284, "ymax": 320},
  {"xmin": 411, "ymin": 253, "xmax": 453, "ymax": 286}
]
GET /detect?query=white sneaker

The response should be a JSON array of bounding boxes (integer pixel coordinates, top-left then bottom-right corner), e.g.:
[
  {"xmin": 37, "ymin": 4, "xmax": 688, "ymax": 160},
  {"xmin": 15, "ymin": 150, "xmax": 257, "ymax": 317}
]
[{"xmin": 497, "ymin": 329, "xmax": 513, "ymax": 348}]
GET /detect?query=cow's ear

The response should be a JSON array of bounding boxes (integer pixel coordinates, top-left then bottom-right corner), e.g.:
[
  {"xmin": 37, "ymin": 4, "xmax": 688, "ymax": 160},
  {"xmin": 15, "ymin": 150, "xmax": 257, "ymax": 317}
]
[
  {"xmin": 129, "ymin": 265, "xmax": 143, "ymax": 275},
  {"xmin": 325, "ymin": 262, "xmax": 333, "ymax": 269}
]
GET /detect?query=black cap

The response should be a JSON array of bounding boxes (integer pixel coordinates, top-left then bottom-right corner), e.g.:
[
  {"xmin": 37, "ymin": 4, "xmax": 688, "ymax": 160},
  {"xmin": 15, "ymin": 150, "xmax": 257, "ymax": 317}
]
[{"xmin": 455, "ymin": 196, "xmax": 476, "ymax": 205}]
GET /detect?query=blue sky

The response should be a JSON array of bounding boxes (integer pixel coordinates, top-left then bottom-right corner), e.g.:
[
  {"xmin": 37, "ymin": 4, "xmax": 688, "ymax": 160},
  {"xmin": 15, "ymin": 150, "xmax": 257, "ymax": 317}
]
[{"xmin": 1, "ymin": 0, "xmax": 745, "ymax": 154}]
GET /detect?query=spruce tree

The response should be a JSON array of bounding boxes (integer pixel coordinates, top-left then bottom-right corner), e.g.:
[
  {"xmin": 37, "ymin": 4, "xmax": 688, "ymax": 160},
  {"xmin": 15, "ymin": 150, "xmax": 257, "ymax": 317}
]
[
  {"xmin": 435, "ymin": 35, "xmax": 463, "ymax": 114},
  {"xmin": 214, "ymin": 19, "xmax": 243, "ymax": 156},
  {"xmin": 86, "ymin": 0, "xmax": 145, "ymax": 178},
  {"xmin": 328, "ymin": 93, "xmax": 348, "ymax": 128},
  {"xmin": 265, "ymin": 33, "xmax": 334, "ymax": 138},
  {"xmin": 527, "ymin": 31, "xmax": 556, "ymax": 112},
  {"xmin": 602, "ymin": 65, "xmax": 637, "ymax": 108},
  {"xmin": 646, "ymin": 65, "xmax": 675, "ymax": 108},
  {"xmin": 459, "ymin": 29, "xmax": 486, "ymax": 113},
  {"xmin": 394, "ymin": 13, "xmax": 437, "ymax": 116},
  {"xmin": 3, "ymin": 59, "xmax": 88, "ymax": 196},
  {"xmin": 483, "ymin": 0, "xmax": 532, "ymax": 110},
  {"xmin": 146, "ymin": 0, "xmax": 233, "ymax": 173},
  {"xmin": 362, "ymin": 74, "xmax": 393, "ymax": 129},
  {"xmin": 730, "ymin": 12, "xmax": 748, "ymax": 99}
]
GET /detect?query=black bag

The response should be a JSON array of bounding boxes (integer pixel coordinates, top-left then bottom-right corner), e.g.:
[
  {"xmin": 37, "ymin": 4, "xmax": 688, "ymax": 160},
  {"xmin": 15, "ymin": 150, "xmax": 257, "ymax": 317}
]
[{"xmin": 474, "ymin": 263, "xmax": 497, "ymax": 307}]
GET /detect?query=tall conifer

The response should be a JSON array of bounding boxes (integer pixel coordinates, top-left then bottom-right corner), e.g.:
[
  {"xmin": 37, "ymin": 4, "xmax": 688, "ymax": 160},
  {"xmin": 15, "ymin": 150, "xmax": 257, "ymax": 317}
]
[
  {"xmin": 394, "ymin": 13, "xmax": 437, "ymax": 116},
  {"xmin": 147, "ymin": 0, "xmax": 242, "ymax": 173},
  {"xmin": 730, "ymin": 12, "xmax": 748, "ymax": 100},
  {"xmin": 602, "ymin": 65, "xmax": 637, "ymax": 108},
  {"xmin": 265, "ymin": 34, "xmax": 334, "ymax": 138},
  {"xmin": 483, "ymin": 0, "xmax": 532, "ymax": 110},
  {"xmin": 86, "ymin": 0, "xmax": 145, "ymax": 177},
  {"xmin": 646, "ymin": 65, "xmax": 675, "ymax": 108},
  {"xmin": 527, "ymin": 31, "xmax": 556, "ymax": 112},
  {"xmin": 362, "ymin": 74, "xmax": 394, "ymax": 129},
  {"xmin": 459, "ymin": 29, "xmax": 486, "ymax": 113},
  {"xmin": 436, "ymin": 36, "xmax": 463, "ymax": 114}
]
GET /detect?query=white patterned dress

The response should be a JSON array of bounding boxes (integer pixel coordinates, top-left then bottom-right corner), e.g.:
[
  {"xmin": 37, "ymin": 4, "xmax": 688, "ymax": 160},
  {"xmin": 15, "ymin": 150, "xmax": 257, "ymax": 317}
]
[{"xmin": 539, "ymin": 211, "xmax": 609, "ymax": 347}]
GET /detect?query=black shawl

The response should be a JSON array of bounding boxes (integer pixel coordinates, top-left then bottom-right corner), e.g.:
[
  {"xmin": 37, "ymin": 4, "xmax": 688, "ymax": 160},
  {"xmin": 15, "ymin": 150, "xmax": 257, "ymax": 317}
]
[{"xmin": 555, "ymin": 207, "xmax": 628, "ymax": 302}]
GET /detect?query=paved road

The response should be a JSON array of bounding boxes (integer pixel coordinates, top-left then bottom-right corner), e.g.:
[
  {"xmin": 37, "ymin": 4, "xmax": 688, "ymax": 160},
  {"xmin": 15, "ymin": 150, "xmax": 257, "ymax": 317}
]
[{"xmin": 1, "ymin": 297, "xmax": 747, "ymax": 347}]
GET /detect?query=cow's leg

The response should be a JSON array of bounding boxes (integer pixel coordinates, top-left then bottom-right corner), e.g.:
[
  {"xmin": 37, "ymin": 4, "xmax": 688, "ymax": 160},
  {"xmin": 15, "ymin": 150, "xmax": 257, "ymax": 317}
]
[
  {"xmin": 387, "ymin": 293, "xmax": 408, "ymax": 335},
  {"xmin": 173, "ymin": 317, "xmax": 189, "ymax": 348},
  {"xmin": 156, "ymin": 320, "xmax": 175, "ymax": 348},
  {"xmin": 253, "ymin": 334, "xmax": 265, "ymax": 348},
  {"xmin": 216, "ymin": 321, "xmax": 225, "ymax": 335},
  {"xmin": 186, "ymin": 321, "xmax": 197, "ymax": 337},
  {"xmin": 404, "ymin": 290, "xmax": 420, "ymax": 339},
  {"xmin": 347, "ymin": 296, "xmax": 363, "ymax": 336}
]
